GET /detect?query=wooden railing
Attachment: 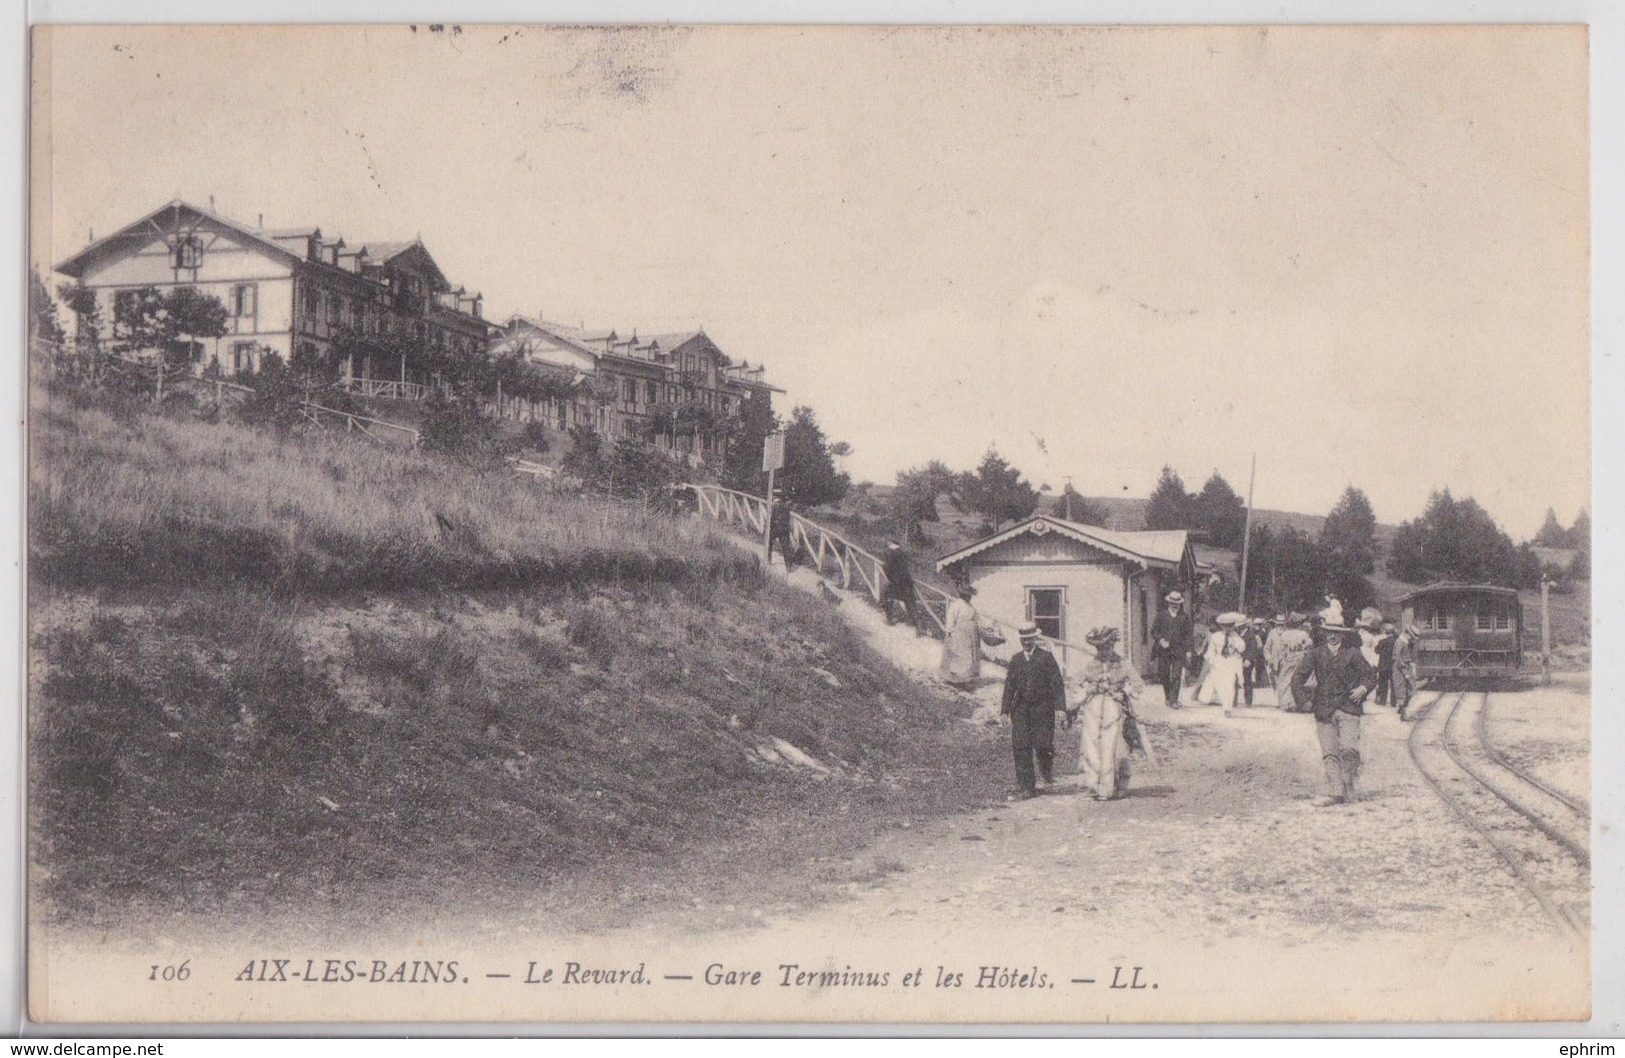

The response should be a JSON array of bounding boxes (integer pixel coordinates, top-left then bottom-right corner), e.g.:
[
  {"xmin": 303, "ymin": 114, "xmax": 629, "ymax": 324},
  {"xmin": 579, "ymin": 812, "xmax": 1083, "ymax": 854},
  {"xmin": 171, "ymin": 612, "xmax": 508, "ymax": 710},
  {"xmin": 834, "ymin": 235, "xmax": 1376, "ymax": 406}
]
[
  {"xmin": 683, "ymin": 482, "xmax": 1099, "ymax": 670},
  {"xmin": 512, "ymin": 459, "xmax": 556, "ymax": 481},
  {"xmin": 340, "ymin": 377, "xmax": 434, "ymax": 402},
  {"xmin": 301, "ymin": 402, "xmax": 421, "ymax": 447}
]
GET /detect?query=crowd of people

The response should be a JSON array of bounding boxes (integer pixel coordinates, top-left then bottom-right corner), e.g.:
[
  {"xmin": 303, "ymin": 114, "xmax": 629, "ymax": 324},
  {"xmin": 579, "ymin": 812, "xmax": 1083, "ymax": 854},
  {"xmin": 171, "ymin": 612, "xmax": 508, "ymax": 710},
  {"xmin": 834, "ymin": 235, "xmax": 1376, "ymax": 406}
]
[
  {"xmin": 765, "ymin": 499, "xmax": 1424, "ymax": 811},
  {"xmin": 970, "ymin": 589, "xmax": 1423, "ymax": 809}
]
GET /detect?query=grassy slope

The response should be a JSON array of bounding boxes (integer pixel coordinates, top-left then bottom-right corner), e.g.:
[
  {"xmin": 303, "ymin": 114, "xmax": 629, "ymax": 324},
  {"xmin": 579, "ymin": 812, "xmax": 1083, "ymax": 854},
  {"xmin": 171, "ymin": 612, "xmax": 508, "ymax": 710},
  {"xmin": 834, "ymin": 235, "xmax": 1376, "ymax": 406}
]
[{"xmin": 29, "ymin": 387, "xmax": 1001, "ymax": 930}]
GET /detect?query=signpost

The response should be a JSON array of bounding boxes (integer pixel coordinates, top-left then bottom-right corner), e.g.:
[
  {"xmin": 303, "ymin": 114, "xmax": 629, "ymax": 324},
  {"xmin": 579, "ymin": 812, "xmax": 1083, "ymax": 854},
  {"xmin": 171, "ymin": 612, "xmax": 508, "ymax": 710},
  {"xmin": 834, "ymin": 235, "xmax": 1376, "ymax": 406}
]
[{"xmin": 762, "ymin": 431, "xmax": 786, "ymax": 557}]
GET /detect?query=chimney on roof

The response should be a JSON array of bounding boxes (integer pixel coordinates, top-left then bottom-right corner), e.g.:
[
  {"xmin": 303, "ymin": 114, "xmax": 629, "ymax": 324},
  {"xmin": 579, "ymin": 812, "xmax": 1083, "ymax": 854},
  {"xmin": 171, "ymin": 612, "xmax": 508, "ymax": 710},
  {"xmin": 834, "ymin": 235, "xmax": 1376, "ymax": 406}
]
[
  {"xmin": 209, "ymin": 195, "xmax": 215, "ymax": 211},
  {"xmin": 258, "ymin": 213, "xmax": 264, "ymax": 228}
]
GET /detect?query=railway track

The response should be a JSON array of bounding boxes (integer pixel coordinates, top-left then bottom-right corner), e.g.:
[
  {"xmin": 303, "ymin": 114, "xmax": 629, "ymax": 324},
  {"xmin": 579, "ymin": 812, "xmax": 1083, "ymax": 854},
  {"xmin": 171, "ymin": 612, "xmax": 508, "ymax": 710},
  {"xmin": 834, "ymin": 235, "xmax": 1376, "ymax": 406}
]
[{"xmin": 1407, "ymin": 689, "xmax": 1590, "ymax": 940}]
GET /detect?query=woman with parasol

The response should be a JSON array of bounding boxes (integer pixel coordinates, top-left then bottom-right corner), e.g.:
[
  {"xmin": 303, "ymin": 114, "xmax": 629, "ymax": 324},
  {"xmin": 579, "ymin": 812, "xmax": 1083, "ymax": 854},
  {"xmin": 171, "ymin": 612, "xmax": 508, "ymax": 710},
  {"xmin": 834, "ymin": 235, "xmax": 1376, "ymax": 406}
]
[{"xmin": 1068, "ymin": 626, "xmax": 1147, "ymax": 801}]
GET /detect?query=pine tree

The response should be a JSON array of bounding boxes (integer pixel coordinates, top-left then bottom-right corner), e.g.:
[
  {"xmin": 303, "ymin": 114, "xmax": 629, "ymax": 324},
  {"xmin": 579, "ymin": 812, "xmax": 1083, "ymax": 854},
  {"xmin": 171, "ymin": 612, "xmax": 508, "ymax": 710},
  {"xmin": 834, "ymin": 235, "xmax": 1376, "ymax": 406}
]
[
  {"xmin": 1193, "ymin": 471, "xmax": 1247, "ymax": 549},
  {"xmin": 1533, "ymin": 507, "xmax": 1568, "ymax": 547},
  {"xmin": 956, "ymin": 448, "xmax": 1041, "ymax": 534},
  {"xmin": 1144, "ymin": 466, "xmax": 1193, "ymax": 531},
  {"xmin": 1320, "ymin": 486, "xmax": 1379, "ymax": 573},
  {"xmin": 779, "ymin": 404, "xmax": 850, "ymax": 508}
]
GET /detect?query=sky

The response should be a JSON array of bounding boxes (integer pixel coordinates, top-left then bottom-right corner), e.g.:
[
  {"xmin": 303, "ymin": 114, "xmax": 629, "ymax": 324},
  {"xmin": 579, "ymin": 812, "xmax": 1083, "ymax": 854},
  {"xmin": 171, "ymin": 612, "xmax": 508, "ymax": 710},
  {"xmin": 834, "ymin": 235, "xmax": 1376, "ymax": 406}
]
[{"xmin": 30, "ymin": 23, "xmax": 1591, "ymax": 539}]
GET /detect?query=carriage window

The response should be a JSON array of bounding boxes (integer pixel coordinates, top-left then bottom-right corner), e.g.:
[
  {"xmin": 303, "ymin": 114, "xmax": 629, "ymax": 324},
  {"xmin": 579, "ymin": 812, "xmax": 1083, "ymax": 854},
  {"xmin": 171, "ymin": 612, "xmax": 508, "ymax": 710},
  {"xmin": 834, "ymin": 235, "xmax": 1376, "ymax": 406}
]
[
  {"xmin": 1494, "ymin": 608, "xmax": 1512, "ymax": 631},
  {"xmin": 1423, "ymin": 608, "xmax": 1452, "ymax": 632},
  {"xmin": 1476, "ymin": 610, "xmax": 1494, "ymax": 632},
  {"xmin": 1027, "ymin": 588, "xmax": 1064, "ymax": 642}
]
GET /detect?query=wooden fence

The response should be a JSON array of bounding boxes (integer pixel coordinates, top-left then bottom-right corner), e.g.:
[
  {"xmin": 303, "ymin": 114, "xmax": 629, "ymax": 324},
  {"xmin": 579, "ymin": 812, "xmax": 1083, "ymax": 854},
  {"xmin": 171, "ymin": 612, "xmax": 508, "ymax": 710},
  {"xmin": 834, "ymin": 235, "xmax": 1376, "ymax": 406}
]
[
  {"xmin": 301, "ymin": 402, "xmax": 421, "ymax": 447},
  {"xmin": 339, "ymin": 377, "xmax": 435, "ymax": 402},
  {"xmin": 682, "ymin": 483, "xmax": 1099, "ymax": 665}
]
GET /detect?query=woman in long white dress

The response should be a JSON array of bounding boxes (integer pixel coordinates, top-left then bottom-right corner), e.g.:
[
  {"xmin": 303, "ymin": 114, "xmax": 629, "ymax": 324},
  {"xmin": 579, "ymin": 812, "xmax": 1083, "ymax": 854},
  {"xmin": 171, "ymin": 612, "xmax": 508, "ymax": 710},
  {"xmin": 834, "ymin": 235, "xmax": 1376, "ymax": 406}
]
[
  {"xmin": 1070, "ymin": 626, "xmax": 1145, "ymax": 800},
  {"xmin": 1196, "ymin": 612, "xmax": 1248, "ymax": 716},
  {"xmin": 939, "ymin": 585, "xmax": 984, "ymax": 687}
]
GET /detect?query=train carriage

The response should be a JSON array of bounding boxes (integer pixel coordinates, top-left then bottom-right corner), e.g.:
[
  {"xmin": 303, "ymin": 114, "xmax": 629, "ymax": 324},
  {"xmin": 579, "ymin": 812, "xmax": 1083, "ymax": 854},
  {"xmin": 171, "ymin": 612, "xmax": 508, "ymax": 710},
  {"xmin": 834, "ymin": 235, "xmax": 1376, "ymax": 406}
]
[{"xmin": 1398, "ymin": 583, "xmax": 1525, "ymax": 679}]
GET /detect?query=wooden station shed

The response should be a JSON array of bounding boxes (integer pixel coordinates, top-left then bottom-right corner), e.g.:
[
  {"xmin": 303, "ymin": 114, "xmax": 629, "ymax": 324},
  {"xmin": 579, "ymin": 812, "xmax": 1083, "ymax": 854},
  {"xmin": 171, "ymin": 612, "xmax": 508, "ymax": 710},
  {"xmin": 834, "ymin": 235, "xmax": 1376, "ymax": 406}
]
[{"xmin": 936, "ymin": 515, "xmax": 1201, "ymax": 675}]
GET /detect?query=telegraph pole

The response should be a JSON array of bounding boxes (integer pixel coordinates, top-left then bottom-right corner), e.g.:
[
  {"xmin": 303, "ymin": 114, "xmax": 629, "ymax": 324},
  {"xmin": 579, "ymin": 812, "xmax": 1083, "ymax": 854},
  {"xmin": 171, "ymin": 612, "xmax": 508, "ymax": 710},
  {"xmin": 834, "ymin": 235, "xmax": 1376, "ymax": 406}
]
[{"xmin": 1238, "ymin": 453, "xmax": 1257, "ymax": 614}]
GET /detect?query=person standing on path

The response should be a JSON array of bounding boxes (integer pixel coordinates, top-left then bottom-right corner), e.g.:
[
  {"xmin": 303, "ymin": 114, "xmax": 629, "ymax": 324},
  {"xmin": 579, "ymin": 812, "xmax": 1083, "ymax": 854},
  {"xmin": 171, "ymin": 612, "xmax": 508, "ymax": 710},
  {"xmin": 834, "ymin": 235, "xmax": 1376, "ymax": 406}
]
[
  {"xmin": 1070, "ymin": 626, "xmax": 1146, "ymax": 801},
  {"xmin": 880, "ymin": 541, "xmax": 926, "ymax": 635},
  {"xmin": 1290, "ymin": 616, "xmax": 1377, "ymax": 806},
  {"xmin": 766, "ymin": 491, "xmax": 797, "ymax": 570},
  {"xmin": 1242, "ymin": 617, "xmax": 1270, "ymax": 706},
  {"xmin": 1196, "ymin": 613, "xmax": 1248, "ymax": 717},
  {"xmin": 1268, "ymin": 612, "xmax": 1315, "ymax": 711},
  {"xmin": 1149, "ymin": 590, "xmax": 1195, "ymax": 708},
  {"xmin": 939, "ymin": 584, "xmax": 988, "ymax": 688},
  {"xmin": 1374, "ymin": 619, "xmax": 1397, "ymax": 707},
  {"xmin": 1000, "ymin": 623, "xmax": 1068, "ymax": 800},
  {"xmin": 1390, "ymin": 619, "xmax": 1422, "ymax": 721}
]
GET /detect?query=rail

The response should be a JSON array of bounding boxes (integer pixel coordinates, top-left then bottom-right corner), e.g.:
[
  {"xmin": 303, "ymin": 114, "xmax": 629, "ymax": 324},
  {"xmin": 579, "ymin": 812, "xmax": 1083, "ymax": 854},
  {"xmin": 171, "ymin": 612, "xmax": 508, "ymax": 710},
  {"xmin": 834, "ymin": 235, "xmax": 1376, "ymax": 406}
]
[
  {"xmin": 340, "ymin": 377, "xmax": 434, "ymax": 402},
  {"xmin": 301, "ymin": 402, "xmax": 421, "ymax": 447},
  {"xmin": 512, "ymin": 459, "xmax": 557, "ymax": 481},
  {"xmin": 682, "ymin": 483, "xmax": 1098, "ymax": 667}
]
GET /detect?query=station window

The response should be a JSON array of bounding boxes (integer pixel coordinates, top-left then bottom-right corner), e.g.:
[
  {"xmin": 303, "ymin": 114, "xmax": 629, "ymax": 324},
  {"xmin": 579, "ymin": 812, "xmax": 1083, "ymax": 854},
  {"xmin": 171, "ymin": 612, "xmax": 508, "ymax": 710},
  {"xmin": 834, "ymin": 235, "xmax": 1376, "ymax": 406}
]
[{"xmin": 1026, "ymin": 588, "xmax": 1065, "ymax": 643}]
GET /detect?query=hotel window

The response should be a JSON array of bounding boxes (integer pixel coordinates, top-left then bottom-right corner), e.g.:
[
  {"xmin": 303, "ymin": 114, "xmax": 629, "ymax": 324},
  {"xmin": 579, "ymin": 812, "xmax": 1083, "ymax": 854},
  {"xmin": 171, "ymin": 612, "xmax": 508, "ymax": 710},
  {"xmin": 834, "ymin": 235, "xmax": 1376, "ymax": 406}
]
[
  {"xmin": 230, "ymin": 284, "xmax": 257, "ymax": 318},
  {"xmin": 231, "ymin": 342, "xmax": 256, "ymax": 374},
  {"xmin": 623, "ymin": 379, "xmax": 637, "ymax": 403},
  {"xmin": 645, "ymin": 380, "xmax": 658, "ymax": 403},
  {"xmin": 327, "ymin": 295, "xmax": 341, "ymax": 327},
  {"xmin": 173, "ymin": 236, "xmax": 203, "ymax": 269}
]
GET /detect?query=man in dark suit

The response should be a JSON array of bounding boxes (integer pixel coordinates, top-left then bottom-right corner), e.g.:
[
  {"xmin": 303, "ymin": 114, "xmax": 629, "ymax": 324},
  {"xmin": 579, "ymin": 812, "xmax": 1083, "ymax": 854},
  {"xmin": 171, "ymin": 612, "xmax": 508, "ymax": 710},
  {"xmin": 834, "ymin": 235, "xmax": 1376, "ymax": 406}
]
[
  {"xmin": 880, "ymin": 541, "xmax": 924, "ymax": 635},
  {"xmin": 1290, "ymin": 617, "xmax": 1378, "ymax": 806},
  {"xmin": 1149, "ymin": 590, "xmax": 1194, "ymax": 708},
  {"xmin": 1001, "ymin": 623, "xmax": 1068, "ymax": 799},
  {"xmin": 766, "ymin": 491, "xmax": 797, "ymax": 570}
]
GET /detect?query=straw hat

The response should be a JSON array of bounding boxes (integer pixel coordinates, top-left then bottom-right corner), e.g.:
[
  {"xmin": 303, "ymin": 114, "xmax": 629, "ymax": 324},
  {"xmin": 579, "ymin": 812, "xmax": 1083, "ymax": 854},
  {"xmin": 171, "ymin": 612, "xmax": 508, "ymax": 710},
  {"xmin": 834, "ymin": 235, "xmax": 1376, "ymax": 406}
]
[
  {"xmin": 1165, "ymin": 591, "xmax": 1185, "ymax": 604},
  {"xmin": 1216, "ymin": 612, "xmax": 1245, "ymax": 627},
  {"xmin": 1017, "ymin": 622, "xmax": 1041, "ymax": 640}
]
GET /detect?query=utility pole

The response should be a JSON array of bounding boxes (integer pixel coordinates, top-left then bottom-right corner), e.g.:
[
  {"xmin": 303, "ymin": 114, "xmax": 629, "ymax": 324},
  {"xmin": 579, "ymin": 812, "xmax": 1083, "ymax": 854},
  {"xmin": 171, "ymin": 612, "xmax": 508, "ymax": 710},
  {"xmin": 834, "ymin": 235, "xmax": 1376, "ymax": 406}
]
[
  {"xmin": 1237, "ymin": 453, "xmax": 1257, "ymax": 614},
  {"xmin": 1063, "ymin": 475, "xmax": 1074, "ymax": 521},
  {"xmin": 1541, "ymin": 577, "xmax": 1552, "ymax": 685}
]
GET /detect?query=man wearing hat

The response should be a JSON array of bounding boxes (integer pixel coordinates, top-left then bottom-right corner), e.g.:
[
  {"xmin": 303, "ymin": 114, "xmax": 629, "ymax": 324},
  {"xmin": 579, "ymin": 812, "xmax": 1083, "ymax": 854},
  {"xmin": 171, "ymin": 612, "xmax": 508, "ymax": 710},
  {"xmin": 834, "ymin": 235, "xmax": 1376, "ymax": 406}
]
[
  {"xmin": 1290, "ymin": 613, "xmax": 1378, "ymax": 805},
  {"xmin": 766, "ymin": 490, "xmax": 797, "ymax": 570},
  {"xmin": 1267, "ymin": 613, "xmax": 1314, "ymax": 711},
  {"xmin": 1242, "ymin": 618, "xmax": 1270, "ymax": 706},
  {"xmin": 1149, "ymin": 590, "xmax": 1195, "ymax": 708},
  {"xmin": 880, "ymin": 541, "xmax": 925, "ymax": 635},
  {"xmin": 1000, "ymin": 623, "xmax": 1068, "ymax": 799},
  {"xmin": 1071, "ymin": 627, "xmax": 1146, "ymax": 801}
]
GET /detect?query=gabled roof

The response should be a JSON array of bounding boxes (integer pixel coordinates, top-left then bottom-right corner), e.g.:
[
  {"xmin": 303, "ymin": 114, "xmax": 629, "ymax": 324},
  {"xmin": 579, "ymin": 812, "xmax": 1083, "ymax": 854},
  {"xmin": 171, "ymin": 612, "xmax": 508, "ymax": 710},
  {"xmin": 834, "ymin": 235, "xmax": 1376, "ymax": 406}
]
[
  {"xmin": 55, "ymin": 199, "xmax": 305, "ymax": 278},
  {"xmin": 1398, "ymin": 582, "xmax": 1522, "ymax": 605},
  {"xmin": 353, "ymin": 240, "xmax": 449, "ymax": 289},
  {"xmin": 646, "ymin": 330, "xmax": 706, "ymax": 352},
  {"xmin": 937, "ymin": 515, "xmax": 1199, "ymax": 580}
]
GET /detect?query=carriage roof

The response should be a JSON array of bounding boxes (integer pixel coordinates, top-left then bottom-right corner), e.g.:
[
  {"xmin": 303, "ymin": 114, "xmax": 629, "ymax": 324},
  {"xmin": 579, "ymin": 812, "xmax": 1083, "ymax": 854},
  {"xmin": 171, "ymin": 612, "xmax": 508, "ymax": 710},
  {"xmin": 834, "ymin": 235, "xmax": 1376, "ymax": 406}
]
[{"xmin": 1398, "ymin": 582, "xmax": 1522, "ymax": 607}]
